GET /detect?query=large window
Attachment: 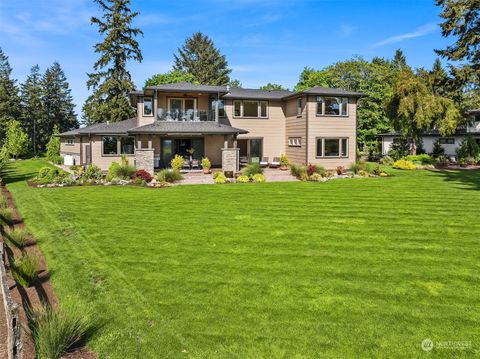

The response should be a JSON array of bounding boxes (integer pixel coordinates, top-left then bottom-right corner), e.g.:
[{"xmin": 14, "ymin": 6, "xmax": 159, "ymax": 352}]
[
  {"xmin": 316, "ymin": 96, "xmax": 349, "ymax": 116},
  {"xmin": 144, "ymin": 97, "xmax": 153, "ymax": 116},
  {"xmin": 210, "ymin": 98, "xmax": 226, "ymax": 118},
  {"xmin": 316, "ymin": 138, "xmax": 348, "ymax": 158},
  {"xmin": 232, "ymin": 100, "xmax": 268, "ymax": 118},
  {"xmin": 103, "ymin": 136, "xmax": 135, "ymax": 155}
]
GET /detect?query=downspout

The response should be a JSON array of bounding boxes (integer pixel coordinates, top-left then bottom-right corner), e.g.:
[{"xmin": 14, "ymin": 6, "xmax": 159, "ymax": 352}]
[
  {"xmin": 215, "ymin": 91, "xmax": 219, "ymax": 125},
  {"xmin": 305, "ymin": 95, "xmax": 309, "ymax": 164},
  {"xmin": 89, "ymin": 134, "xmax": 92, "ymax": 165}
]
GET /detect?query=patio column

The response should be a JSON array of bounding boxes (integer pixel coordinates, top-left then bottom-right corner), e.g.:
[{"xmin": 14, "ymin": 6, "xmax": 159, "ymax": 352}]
[
  {"xmin": 222, "ymin": 133, "xmax": 239, "ymax": 174},
  {"xmin": 233, "ymin": 134, "xmax": 237, "ymax": 149},
  {"xmin": 224, "ymin": 135, "xmax": 228, "ymax": 148}
]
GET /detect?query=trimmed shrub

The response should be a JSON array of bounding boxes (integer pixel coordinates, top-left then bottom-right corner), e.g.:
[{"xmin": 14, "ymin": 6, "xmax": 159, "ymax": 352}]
[
  {"xmin": 8, "ymin": 227, "xmax": 29, "ymax": 248},
  {"xmin": 456, "ymin": 136, "xmax": 480, "ymax": 161},
  {"xmin": 201, "ymin": 157, "xmax": 211, "ymax": 169},
  {"xmin": 212, "ymin": 171, "xmax": 222, "ymax": 179},
  {"xmin": 69, "ymin": 165, "xmax": 83, "ymax": 177},
  {"xmin": 405, "ymin": 154, "xmax": 436, "ymax": 165},
  {"xmin": 13, "ymin": 253, "xmax": 39, "ymax": 287},
  {"xmin": 36, "ymin": 167, "xmax": 60, "ymax": 184},
  {"xmin": 290, "ymin": 164, "xmax": 306, "ymax": 178},
  {"xmin": 243, "ymin": 163, "xmax": 263, "ymax": 177},
  {"xmin": 134, "ymin": 169, "xmax": 153, "ymax": 183},
  {"xmin": 214, "ymin": 173, "xmax": 228, "ymax": 184},
  {"xmin": 28, "ymin": 300, "xmax": 94, "ymax": 359},
  {"xmin": 0, "ymin": 207, "xmax": 14, "ymax": 224},
  {"xmin": 171, "ymin": 155, "xmax": 185, "ymax": 171},
  {"xmin": 306, "ymin": 164, "xmax": 317, "ymax": 176},
  {"xmin": 83, "ymin": 164, "xmax": 102, "ymax": 181},
  {"xmin": 252, "ymin": 173, "xmax": 266, "ymax": 183},
  {"xmin": 393, "ymin": 159, "xmax": 416, "ymax": 170},
  {"xmin": 350, "ymin": 162, "xmax": 361, "ymax": 174},
  {"xmin": 280, "ymin": 154, "xmax": 290, "ymax": 167},
  {"xmin": 365, "ymin": 162, "xmax": 377, "ymax": 174},
  {"xmin": 432, "ymin": 140, "xmax": 445, "ymax": 158},
  {"xmin": 309, "ymin": 173, "xmax": 323, "ymax": 182},
  {"xmin": 336, "ymin": 166, "xmax": 345, "ymax": 175},
  {"xmin": 236, "ymin": 175, "xmax": 250, "ymax": 183},
  {"xmin": 379, "ymin": 156, "xmax": 394, "ymax": 166},
  {"xmin": 157, "ymin": 169, "xmax": 183, "ymax": 183},
  {"xmin": 106, "ymin": 162, "xmax": 120, "ymax": 182}
]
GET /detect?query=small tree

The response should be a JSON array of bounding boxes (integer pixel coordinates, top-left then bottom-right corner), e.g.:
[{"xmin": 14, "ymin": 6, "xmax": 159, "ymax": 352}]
[
  {"xmin": 456, "ymin": 136, "xmax": 480, "ymax": 161},
  {"xmin": 46, "ymin": 125, "xmax": 60, "ymax": 162},
  {"xmin": 5, "ymin": 120, "xmax": 28, "ymax": 159},
  {"xmin": 432, "ymin": 140, "xmax": 445, "ymax": 158},
  {"xmin": 259, "ymin": 83, "xmax": 288, "ymax": 91}
]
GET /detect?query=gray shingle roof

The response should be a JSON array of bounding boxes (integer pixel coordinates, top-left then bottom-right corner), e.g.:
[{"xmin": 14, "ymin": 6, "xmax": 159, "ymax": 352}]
[
  {"xmin": 378, "ymin": 128, "xmax": 479, "ymax": 137},
  {"xmin": 128, "ymin": 121, "xmax": 248, "ymax": 135},
  {"xmin": 224, "ymin": 87, "xmax": 293, "ymax": 100},
  {"xmin": 145, "ymin": 82, "xmax": 227, "ymax": 93},
  {"xmin": 58, "ymin": 118, "xmax": 137, "ymax": 136},
  {"xmin": 283, "ymin": 86, "xmax": 365, "ymax": 99},
  {"xmin": 469, "ymin": 109, "xmax": 480, "ymax": 114}
]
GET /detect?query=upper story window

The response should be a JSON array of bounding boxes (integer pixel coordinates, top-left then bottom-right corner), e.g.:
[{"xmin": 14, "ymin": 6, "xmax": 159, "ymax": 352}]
[
  {"xmin": 316, "ymin": 96, "xmax": 349, "ymax": 116},
  {"xmin": 297, "ymin": 98, "xmax": 302, "ymax": 116},
  {"xmin": 210, "ymin": 98, "xmax": 226, "ymax": 118},
  {"xmin": 233, "ymin": 100, "xmax": 268, "ymax": 118},
  {"xmin": 66, "ymin": 139, "xmax": 74, "ymax": 146},
  {"xmin": 102, "ymin": 136, "xmax": 135, "ymax": 155},
  {"xmin": 144, "ymin": 97, "xmax": 153, "ymax": 116}
]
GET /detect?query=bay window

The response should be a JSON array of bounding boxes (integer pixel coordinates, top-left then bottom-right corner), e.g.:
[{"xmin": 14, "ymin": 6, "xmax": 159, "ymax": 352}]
[
  {"xmin": 316, "ymin": 138, "xmax": 349, "ymax": 158},
  {"xmin": 316, "ymin": 96, "xmax": 349, "ymax": 116},
  {"xmin": 232, "ymin": 100, "xmax": 268, "ymax": 118}
]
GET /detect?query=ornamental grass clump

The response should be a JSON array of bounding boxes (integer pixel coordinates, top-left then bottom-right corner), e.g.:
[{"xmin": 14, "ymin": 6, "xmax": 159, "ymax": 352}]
[
  {"xmin": 213, "ymin": 172, "xmax": 228, "ymax": 184},
  {"xmin": 13, "ymin": 252, "xmax": 39, "ymax": 287},
  {"xmin": 252, "ymin": 173, "xmax": 266, "ymax": 183},
  {"xmin": 7, "ymin": 227, "xmax": 29, "ymax": 248},
  {"xmin": 170, "ymin": 155, "xmax": 185, "ymax": 172},
  {"xmin": 114, "ymin": 156, "xmax": 136, "ymax": 180},
  {"xmin": 236, "ymin": 175, "xmax": 250, "ymax": 183},
  {"xmin": 157, "ymin": 169, "xmax": 183, "ymax": 183},
  {"xmin": 242, "ymin": 163, "xmax": 263, "ymax": 177},
  {"xmin": 28, "ymin": 300, "xmax": 95, "ymax": 359},
  {"xmin": 0, "ymin": 207, "xmax": 14, "ymax": 224}
]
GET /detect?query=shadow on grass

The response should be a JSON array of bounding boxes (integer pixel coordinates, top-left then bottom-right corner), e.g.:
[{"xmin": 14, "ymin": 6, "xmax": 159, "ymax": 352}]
[
  {"xmin": 431, "ymin": 168, "xmax": 480, "ymax": 191},
  {"xmin": 1, "ymin": 160, "xmax": 43, "ymax": 185}
]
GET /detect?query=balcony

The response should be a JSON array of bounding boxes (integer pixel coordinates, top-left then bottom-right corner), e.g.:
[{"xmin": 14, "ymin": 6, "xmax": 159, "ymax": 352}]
[{"xmin": 156, "ymin": 108, "xmax": 215, "ymax": 122}]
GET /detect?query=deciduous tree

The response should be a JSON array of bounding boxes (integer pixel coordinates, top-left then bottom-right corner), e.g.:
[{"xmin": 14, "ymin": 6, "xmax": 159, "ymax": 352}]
[
  {"xmin": 4, "ymin": 120, "xmax": 28, "ymax": 159},
  {"xmin": 259, "ymin": 83, "xmax": 288, "ymax": 91},
  {"xmin": 144, "ymin": 70, "xmax": 196, "ymax": 87}
]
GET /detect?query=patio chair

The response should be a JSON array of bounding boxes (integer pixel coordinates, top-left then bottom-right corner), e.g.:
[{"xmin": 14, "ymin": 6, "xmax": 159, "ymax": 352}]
[
  {"xmin": 260, "ymin": 157, "xmax": 269, "ymax": 167},
  {"xmin": 183, "ymin": 159, "xmax": 191, "ymax": 170},
  {"xmin": 270, "ymin": 157, "xmax": 281, "ymax": 168},
  {"xmin": 240, "ymin": 156, "xmax": 249, "ymax": 166},
  {"xmin": 191, "ymin": 159, "xmax": 200, "ymax": 169}
]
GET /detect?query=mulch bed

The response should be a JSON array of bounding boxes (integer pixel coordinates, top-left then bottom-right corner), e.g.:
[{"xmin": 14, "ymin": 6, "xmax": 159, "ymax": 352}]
[{"xmin": 0, "ymin": 184, "xmax": 96, "ymax": 359}]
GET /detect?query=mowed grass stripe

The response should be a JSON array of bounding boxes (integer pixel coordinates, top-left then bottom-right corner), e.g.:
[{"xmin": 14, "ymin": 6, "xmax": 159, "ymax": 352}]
[{"xmin": 3, "ymin": 159, "xmax": 480, "ymax": 358}]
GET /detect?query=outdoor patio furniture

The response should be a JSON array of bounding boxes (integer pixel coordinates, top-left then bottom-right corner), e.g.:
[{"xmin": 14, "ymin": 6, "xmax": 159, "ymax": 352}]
[
  {"xmin": 260, "ymin": 157, "xmax": 269, "ymax": 167},
  {"xmin": 183, "ymin": 159, "xmax": 191, "ymax": 169},
  {"xmin": 191, "ymin": 159, "xmax": 200, "ymax": 169},
  {"xmin": 240, "ymin": 156, "xmax": 249, "ymax": 166},
  {"xmin": 270, "ymin": 157, "xmax": 281, "ymax": 168}
]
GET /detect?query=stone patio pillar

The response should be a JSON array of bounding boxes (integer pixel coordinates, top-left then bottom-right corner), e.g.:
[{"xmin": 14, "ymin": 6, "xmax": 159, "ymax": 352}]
[
  {"xmin": 135, "ymin": 148, "xmax": 154, "ymax": 175},
  {"xmin": 222, "ymin": 147, "xmax": 239, "ymax": 173}
]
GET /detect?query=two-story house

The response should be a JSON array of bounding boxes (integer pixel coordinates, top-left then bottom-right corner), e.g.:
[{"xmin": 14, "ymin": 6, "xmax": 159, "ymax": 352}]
[{"xmin": 59, "ymin": 82, "xmax": 363, "ymax": 174}]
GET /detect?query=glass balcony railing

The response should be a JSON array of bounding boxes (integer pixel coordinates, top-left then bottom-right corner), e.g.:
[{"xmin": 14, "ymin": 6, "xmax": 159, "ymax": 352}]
[{"xmin": 156, "ymin": 108, "xmax": 215, "ymax": 122}]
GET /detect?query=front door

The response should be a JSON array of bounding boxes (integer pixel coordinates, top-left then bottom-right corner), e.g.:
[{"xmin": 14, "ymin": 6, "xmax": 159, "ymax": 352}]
[{"xmin": 160, "ymin": 139, "xmax": 173, "ymax": 167}]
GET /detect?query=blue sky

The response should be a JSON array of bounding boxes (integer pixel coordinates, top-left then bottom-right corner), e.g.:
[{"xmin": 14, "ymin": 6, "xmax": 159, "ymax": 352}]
[{"xmin": 0, "ymin": 0, "xmax": 450, "ymax": 119}]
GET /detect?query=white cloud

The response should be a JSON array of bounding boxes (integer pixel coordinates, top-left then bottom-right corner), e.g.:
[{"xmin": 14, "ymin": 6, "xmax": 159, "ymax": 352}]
[{"xmin": 370, "ymin": 23, "xmax": 437, "ymax": 49}]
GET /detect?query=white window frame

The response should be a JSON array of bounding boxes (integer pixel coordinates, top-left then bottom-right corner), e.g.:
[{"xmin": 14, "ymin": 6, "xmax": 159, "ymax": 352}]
[
  {"xmin": 288, "ymin": 137, "xmax": 302, "ymax": 147},
  {"xmin": 143, "ymin": 97, "xmax": 153, "ymax": 116},
  {"xmin": 316, "ymin": 137, "xmax": 349, "ymax": 158},
  {"xmin": 316, "ymin": 96, "xmax": 349, "ymax": 117},
  {"xmin": 232, "ymin": 100, "xmax": 268, "ymax": 119},
  {"xmin": 65, "ymin": 138, "xmax": 74, "ymax": 146}
]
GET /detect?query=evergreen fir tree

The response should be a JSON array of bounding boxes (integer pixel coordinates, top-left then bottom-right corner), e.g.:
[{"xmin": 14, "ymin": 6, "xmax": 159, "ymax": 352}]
[
  {"xmin": 392, "ymin": 49, "xmax": 408, "ymax": 71},
  {"xmin": 20, "ymin": 65, "xmax": 45, "ymax": 156},
  {"xmin": 173, "ymin": 32, "xmax": 231, "ymax": 86},
  {"xmin": 0, "ymin": 47, "xmax": 22, "ymax": 144},
  {"xmin": 41, "ymin": 62, "xmax": 78, "ymax": 151},
  {"xmin": 83, "ymin": 0, "xmax": 143, "ymax": 124}
]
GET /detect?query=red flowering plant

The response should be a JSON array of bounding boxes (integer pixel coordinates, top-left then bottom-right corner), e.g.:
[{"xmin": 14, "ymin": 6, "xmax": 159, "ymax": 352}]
[
  {"xmin": 307, "ymin": 164, "xmax": 317, "ymax": 176},
  {"xmin": 134, "ymin": 169, "xmax": 153, "ymax": 183}
]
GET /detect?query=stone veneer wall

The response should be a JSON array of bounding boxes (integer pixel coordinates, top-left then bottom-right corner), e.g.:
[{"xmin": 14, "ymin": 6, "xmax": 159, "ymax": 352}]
[
  {"xmin": 222, "ymin": 148, "xmax": 239, "ymax": 173},
  {"xmin": 135, "ymin": 149, "xmax": 154, "ymax": 175}
]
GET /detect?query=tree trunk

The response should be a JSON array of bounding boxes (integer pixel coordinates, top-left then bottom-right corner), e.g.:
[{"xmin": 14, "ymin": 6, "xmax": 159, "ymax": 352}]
[{"xmin": 411, "ymin": 138, "xmax": 417, "ymax": 155}]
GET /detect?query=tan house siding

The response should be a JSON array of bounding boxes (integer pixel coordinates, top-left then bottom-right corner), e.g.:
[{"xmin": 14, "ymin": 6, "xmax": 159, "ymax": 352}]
[
  {"xmin": 204, "ymin": 135, "xmax": 225, "ymax": 166},
  {"xmin": 60, "ymin": 137, "xmax": 81, "ymax": 164},
  {"xmin": 225, "ymin": 99, "xmax": 285, "ymax": 160},
  {"xmin": 89, "ymin": 135, "xmax": 135, "ymax": 171},
  {"xmin": 306, "ymin": 96, "xmax": 357, "ymax": 169},
  {"xmin": 285, "ymin": 96, "xmax": 307, "ymax": 164},
  {"xmin": 137, "ymin": 96, "xmax": 155, "ymax": 127}
]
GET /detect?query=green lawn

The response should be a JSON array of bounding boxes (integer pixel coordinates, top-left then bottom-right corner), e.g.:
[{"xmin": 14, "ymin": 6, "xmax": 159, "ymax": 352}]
[{"xmin": 2, "ymin": 159, "xmax": 479, "ymax": 358}]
